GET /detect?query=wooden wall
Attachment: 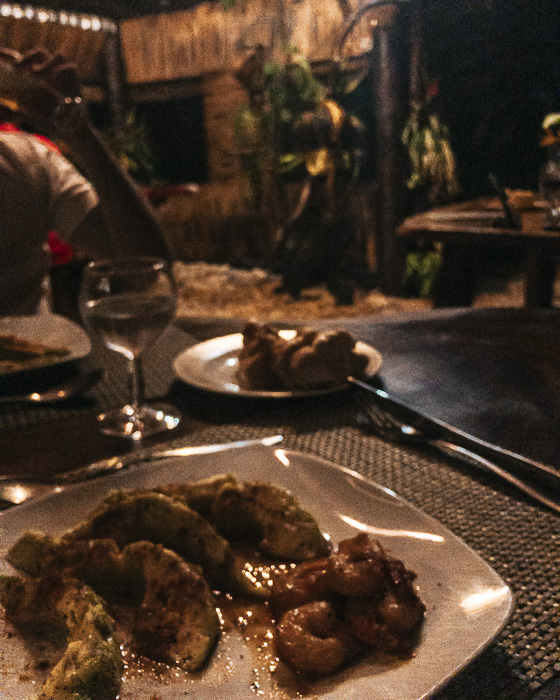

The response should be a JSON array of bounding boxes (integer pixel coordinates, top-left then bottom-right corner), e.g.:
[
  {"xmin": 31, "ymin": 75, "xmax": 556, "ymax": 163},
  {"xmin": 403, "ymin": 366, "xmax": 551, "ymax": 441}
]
[
  {"xmin": 119, "ymin": 0, "xmax": 373, "ymax": 84},
  {"xmin": 0, "ymin": 15, "xmax": 108, "ymax": 80},
  {"xmin": 120, "ymin": 0, "xmax": 388, "ymax": 268}
]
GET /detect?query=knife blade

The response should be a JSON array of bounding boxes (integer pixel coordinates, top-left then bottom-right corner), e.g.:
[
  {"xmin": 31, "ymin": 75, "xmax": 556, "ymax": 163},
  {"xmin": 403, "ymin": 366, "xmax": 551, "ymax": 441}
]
[
  {"xmin": 348, "ymin": 376, "xmax": 560, "ymax": 492},
  {"xmin": 0, "ymin": 435, "xmax": 284, "ymax": 487}
]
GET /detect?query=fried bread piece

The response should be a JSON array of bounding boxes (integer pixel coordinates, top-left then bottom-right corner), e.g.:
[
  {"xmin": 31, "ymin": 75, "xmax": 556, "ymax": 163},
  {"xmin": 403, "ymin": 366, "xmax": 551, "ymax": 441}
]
[{"xmin": 236, "ymin": 323, "xmax": 369, "ymax": 391}]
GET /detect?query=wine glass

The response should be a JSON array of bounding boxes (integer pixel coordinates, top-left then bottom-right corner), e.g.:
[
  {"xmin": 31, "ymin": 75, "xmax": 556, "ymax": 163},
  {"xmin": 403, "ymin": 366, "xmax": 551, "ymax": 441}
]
[{"xmin": 80, "ymin": 256, "xmax": 180, "ymax": 439}]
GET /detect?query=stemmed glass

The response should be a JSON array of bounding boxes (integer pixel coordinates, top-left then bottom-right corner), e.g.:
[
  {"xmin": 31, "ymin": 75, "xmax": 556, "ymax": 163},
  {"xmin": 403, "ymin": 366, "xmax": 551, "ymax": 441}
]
[{"xmin": 80, "ymin": 256, "xmax": 180, "ymax": 439}]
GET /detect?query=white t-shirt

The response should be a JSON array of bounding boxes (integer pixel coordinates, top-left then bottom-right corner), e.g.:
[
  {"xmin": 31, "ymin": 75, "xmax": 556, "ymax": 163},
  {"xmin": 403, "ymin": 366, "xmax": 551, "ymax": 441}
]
[{"xmin": 0, "ymin": 130, "xmax": 98, "ymax": 315}]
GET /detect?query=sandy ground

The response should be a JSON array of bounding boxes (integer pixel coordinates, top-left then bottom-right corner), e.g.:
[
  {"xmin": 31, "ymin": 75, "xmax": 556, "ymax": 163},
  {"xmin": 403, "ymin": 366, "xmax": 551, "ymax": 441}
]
[{"xmin": 173, "ymin": 261, "xmax": 558, "ymax": 321}]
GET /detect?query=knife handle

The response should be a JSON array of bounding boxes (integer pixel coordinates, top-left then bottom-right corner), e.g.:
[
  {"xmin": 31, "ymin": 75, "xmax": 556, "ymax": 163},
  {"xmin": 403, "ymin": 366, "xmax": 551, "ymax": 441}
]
[
  {"xmin": 433, "ymin": 439, "xmax": 560, "ymax": 514},
  {"xmin": 443, "ymin": 430, "xmax": 560, "ymax": 492}
]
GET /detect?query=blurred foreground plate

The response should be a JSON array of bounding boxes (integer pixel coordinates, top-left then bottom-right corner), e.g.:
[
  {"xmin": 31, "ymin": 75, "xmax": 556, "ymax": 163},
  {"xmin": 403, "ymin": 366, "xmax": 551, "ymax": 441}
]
[
  {"xmin": 0, "ymin": 313, "xmax": 90, "ymax": 377},
  {"xmin": 0, "ymin": 444, "xmax": 514, "ymax": 699}
]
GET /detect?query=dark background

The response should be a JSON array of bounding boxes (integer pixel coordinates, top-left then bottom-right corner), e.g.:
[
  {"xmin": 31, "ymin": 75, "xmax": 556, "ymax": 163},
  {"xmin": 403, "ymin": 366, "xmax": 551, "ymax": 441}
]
[
  {"xmin": 419, "ymin": 0, "xmax": 560, "ymax": 197},
  {"xmin": 82, "ymin": 0, "xmax": 560, "ymax": 195}
]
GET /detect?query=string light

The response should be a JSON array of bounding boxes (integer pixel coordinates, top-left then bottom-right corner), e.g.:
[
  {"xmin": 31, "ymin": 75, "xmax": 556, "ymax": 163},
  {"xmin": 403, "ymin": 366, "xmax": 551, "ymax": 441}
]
[{"xmin": 0, "ymin": 4, "xmax": 117, "ymax": 32}]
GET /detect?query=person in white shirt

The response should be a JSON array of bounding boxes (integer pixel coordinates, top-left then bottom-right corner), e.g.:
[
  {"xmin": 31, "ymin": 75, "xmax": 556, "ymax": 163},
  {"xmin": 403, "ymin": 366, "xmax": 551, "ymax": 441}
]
[{"xmin": 0, "ymin": 47, "xmax": 170, "ymax": 316}]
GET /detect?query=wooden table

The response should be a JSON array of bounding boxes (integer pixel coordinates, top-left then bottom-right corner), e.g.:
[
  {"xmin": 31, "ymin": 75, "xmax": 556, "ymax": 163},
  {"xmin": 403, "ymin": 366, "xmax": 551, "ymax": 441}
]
[
  {"xmin": 397, "ymin": 201, "xmax": 560, "ymax": 307},
  {"xmin": 0, "ymin": 309, "xmax": 559, "ymax": 700}
]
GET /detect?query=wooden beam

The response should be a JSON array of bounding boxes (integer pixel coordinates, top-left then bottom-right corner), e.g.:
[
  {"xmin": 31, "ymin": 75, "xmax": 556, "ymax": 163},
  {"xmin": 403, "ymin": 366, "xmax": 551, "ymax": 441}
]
[{"xmin": 371, "ymin": 3, "xmax": 410, "ymax": 296}]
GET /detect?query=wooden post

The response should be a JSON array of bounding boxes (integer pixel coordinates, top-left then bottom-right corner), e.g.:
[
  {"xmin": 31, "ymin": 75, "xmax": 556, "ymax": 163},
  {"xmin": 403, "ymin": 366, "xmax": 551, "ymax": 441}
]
[{"xmin": 371, "ymin": 3, "xmax": 410, "ymax": 296}]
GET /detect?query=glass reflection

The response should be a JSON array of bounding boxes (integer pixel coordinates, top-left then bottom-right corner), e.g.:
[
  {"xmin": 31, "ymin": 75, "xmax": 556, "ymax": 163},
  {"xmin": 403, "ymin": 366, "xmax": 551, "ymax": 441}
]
[
  {"xmin": 460, "ymin": 587, "xmax": 511, "ymax": 614},
  {"xmin": 339, "ymin": 514, "xmax": 445, "ymax": 543}
]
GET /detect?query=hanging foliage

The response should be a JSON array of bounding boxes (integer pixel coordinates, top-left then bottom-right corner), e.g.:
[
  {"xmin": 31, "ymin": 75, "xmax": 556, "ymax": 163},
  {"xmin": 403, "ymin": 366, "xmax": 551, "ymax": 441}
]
[
  {"xmin": 402, "ymin": 82, "xmax": 461, "ymax": 205},
  {"xmin": 401, "ymin": 79, "xmax": 461, "ymax": 300},
  {"xmin": 233, "ymin": 44, "xmax": 366, "ymax": 301}
]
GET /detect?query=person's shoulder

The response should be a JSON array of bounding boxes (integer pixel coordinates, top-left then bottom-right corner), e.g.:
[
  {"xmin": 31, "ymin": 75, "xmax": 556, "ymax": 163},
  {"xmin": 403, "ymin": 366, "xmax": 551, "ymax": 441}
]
[{"xmin": 0, "ymin": 129, "xmax": 52, "ymax": 160}]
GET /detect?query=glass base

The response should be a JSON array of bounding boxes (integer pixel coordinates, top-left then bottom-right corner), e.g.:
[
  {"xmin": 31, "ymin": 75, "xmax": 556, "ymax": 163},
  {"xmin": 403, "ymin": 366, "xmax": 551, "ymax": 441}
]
[{"xmin": 97, "ymin": 404, "xmax": 180, "ymax": 439}]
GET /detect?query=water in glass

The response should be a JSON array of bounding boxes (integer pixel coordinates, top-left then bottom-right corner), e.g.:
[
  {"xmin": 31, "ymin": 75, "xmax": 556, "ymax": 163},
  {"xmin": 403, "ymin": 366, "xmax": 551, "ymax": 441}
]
[{"xmin": 80, "ymin": 257, "xmax": 180, "ymax": 439}]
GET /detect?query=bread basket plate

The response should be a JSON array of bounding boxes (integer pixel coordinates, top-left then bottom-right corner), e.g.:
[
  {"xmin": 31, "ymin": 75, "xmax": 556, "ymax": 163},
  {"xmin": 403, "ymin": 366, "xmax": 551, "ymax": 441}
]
[{"xmin": 173, "ymin": 330, "xmax": 382, "ymax": 398}]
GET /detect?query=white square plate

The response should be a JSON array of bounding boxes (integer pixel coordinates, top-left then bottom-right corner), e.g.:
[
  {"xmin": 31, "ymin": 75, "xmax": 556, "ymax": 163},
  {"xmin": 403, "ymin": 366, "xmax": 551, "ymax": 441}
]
[{"xmin": 0, "ymin": 444, "xmax": 514, "ymax": 699}]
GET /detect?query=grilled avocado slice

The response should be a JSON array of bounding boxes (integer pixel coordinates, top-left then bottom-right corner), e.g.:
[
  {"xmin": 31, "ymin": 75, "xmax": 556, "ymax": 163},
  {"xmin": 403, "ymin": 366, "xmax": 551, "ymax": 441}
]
[
  {"xmin": 7, "ymin": 536, "xmax": 221, "ymax": 672},
  {"xmin": 0, "ymin": 574, "xmax": 123, "ymax": 700},
  {"xmin": 65, "ymin": 490, "xmax": 267, "ymax": 598},
  {"xmin": 210, "ymin": 481, "xmax": 330, "ymax": 561}
]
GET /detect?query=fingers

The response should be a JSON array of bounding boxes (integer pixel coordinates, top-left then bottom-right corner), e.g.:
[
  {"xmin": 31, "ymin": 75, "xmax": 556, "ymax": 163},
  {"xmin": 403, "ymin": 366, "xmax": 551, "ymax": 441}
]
[
  {"xmin": 5, "ymin": 47, "xmax": 81, "ymax": 98},
  {"xmin": 0, "ymin": 47, "xmax": 21, "ymax": 66},
  {"xmin": 15, "ymin": 48, "xmax": 50, "ymax": 69}
]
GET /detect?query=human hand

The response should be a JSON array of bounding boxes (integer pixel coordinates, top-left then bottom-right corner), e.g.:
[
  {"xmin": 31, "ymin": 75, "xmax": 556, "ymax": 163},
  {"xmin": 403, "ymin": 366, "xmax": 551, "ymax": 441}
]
[
  {"xmin": 0, "ymin": 47, "xmax": 81, "ymax": 99},
  {"xmin": 0, "ymin": 47, "xmax": 87, "ymax": 134}
]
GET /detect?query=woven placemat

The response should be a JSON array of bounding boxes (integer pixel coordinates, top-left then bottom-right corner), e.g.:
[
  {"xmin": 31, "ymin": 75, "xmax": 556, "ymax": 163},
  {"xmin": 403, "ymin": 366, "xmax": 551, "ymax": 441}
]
[
  {"xmin": 0, "ymin": 324, "xmax": 558, "ymax": 699},
  {"xmin": 154, "ymin": 407, "xmax": 560, "ymax": 700}
]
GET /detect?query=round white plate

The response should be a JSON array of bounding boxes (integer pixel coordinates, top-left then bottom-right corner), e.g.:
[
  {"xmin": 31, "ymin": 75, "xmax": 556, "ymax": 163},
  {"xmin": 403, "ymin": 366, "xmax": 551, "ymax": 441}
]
[
  {"xmin": 173, "ymin": 330, "xmax": 383, "ymax": 398},
  {"xmin": 0, "ymin": 313, "xmax": 91, "ymax": 376}
]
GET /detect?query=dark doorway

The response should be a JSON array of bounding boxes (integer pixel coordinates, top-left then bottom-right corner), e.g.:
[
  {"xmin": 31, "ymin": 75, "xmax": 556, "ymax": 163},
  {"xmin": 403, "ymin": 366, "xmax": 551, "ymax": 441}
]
[{"xmin": 135, "ymin": 96, "xmax": 208, "ymax": 184}]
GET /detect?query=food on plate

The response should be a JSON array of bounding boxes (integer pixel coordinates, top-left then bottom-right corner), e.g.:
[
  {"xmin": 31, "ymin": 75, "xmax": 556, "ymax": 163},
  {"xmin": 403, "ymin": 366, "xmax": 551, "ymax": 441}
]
[
  {"xmin": 210, "ymin": 480, "xmax": 331, "ymax": 560},
  {"xmin": 0, "ymin": 333, "xmax": 70, "ymax": 373},
  {"xmin": 156, "ymin": 476, "xmax": 331, "ymax": 561},
  {"xmin": 8, "ymin": 536, "xmax": 219, "ymax": 671},
  {"xmin": 236, "ymin": 322, "xmax": 370, "ymax": 391},
  {"xmin": 1, "ymin": 475, "xmax": 425, "ymax": 694},
  {"xmin": 153, "ymin": 472, "xmax": 239, "ymax": 519},
  {"xmin": 0, "ymin": 573, "xmax": 123, "ymax": 700},
  {"xmin": 272, "ymin": 532, "xmax": 426, "ymax": 674},
  {"xmin": 64, "ymin": 490, "xmax": 265, "ymax": 598},
  {"xmin": 276, "ymin": 600, "xmax": 358, "ymax": 674}
]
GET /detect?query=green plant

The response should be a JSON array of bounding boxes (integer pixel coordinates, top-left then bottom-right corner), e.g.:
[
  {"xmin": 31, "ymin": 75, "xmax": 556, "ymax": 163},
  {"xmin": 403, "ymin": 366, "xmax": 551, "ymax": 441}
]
[
  {"xmin": 235, "ymin": 48, "xmax": 364, "ymax": 192},
  {"xmin": 402, "ymin": 85, "xmax": 460, "ymax": 205},
  {"xmin": 102, "ymin": 110, "xmax": 156, "ymax": 185},
  {"xmin": 401, "ymin": 82, "xmax": 460, "ymax": 299},
  {"xmin": 403, "ymin": 249, "xmax": 441, "ymax": 299},
  {"xmin": 233, "ymin": 47, "xmax": 366, "ymax": 300}
]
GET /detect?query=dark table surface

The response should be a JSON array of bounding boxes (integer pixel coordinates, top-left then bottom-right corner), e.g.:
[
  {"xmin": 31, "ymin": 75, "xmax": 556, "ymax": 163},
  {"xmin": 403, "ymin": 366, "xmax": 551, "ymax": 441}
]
[{"xmin": 0, "ymin": 307, "xmax": 559, "ymax": 699}]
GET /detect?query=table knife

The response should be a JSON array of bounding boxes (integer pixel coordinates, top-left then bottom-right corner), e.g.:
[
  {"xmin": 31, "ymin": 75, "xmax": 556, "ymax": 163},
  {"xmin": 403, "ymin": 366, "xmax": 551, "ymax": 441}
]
[
  {"xmin": 348, "ymin": 376, "xmax": 560, "ymax": 492},
  {"xmin": 0, "ymin": 435, "xmax": 284, "ymax": 487}
]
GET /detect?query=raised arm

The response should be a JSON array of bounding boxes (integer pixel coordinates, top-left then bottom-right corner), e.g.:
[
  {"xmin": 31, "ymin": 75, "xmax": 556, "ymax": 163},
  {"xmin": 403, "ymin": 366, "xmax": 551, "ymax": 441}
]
[{"xmin": 0, "ymin": 47, "xmax": 171, "ymax": 262}]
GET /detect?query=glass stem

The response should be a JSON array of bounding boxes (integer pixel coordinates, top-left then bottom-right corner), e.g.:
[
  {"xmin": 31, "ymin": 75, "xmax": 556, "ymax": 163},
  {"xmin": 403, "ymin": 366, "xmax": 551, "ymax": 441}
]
[{"xmin": 129, "ymin": 355, "xmax": 145, "ymax": 410}]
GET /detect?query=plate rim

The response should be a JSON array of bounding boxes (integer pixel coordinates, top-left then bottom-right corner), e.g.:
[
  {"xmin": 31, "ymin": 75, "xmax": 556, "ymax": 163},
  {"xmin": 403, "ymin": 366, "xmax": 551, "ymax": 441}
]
[
  {"xmin": 0, "ymin": 444, "xmax": 515, "ymax": 700},
  {"xmin": 173, "ymin": 331, "xmax": 383, "ymax": 398},
  {"xmin": 0, "ymin": 313, "xmax": 91, "ymax": 377}
]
